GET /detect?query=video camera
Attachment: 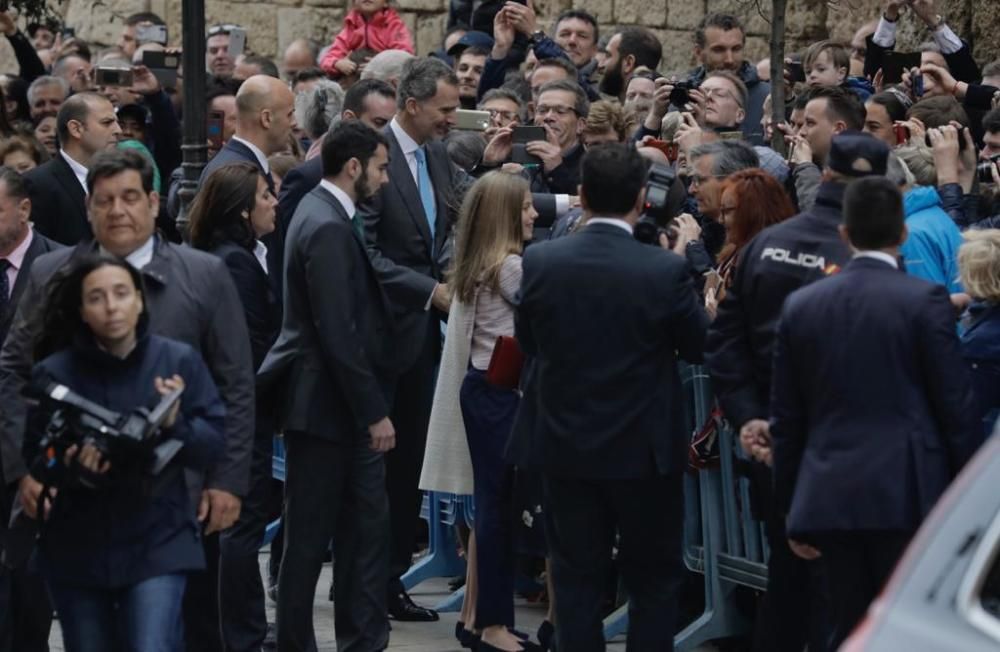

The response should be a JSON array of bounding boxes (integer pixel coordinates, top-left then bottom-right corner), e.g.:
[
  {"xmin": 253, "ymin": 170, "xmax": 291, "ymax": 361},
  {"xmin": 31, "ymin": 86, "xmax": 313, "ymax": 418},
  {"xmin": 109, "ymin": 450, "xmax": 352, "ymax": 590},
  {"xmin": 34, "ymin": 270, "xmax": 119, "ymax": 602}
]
[
  {"xmin": 634, "ymin": 162, "xmax": 679, "ymax": 246},
  {"xmin": 2, "ymin": 381, "xmax": 184, "ymax": 570}
]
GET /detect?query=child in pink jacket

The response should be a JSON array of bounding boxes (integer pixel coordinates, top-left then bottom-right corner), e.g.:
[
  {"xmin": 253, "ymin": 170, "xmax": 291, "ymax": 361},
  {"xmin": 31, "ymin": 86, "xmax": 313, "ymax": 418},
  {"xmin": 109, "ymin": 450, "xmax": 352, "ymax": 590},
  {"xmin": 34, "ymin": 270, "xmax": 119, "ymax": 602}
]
[{"xmin": 320, "ymin": 0, "xmax": 415, "ymax": 77}]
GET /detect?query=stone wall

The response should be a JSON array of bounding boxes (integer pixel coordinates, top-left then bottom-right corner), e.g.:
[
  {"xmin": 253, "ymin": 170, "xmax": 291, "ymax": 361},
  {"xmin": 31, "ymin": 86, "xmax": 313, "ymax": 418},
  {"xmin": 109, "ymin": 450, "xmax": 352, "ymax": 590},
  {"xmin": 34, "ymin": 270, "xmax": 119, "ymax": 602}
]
[{"xmin": 1, "ymin": 0, "xmax": 997, "ymax": 75}]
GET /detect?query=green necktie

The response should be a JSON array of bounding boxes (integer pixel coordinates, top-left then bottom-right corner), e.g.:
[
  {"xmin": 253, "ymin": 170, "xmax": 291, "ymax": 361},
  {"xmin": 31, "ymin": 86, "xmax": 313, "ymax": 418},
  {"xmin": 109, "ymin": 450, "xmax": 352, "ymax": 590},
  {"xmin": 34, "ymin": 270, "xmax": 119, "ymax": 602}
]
[{"xmin": 351, "ymin": 212, "xmax": 364, "ymax": 240}]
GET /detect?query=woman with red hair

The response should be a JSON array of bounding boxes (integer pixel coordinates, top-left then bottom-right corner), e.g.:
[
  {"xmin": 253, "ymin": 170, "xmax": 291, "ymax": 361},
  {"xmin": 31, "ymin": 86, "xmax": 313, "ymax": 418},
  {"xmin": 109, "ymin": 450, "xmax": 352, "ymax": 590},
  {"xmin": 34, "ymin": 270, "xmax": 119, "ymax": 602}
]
[{"xmin": 707, "ymin": 169, "xmax": 796, "ymax": 319}]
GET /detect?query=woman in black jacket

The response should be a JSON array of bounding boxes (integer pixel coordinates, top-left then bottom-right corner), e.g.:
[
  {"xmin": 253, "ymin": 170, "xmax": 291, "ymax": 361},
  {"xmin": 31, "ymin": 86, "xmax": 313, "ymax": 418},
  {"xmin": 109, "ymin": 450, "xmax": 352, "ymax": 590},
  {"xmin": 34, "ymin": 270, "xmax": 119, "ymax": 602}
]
[
  {"xmin": 188, "ymin": 161, "xmax": 281, "ymax": 368},
  {"xmin": 187, "ymin": 161, "xmax": 283, "ymax": 643},
  {"xmin": 21, "ymin": 255, "xmax": 225, "ymax": 652}
]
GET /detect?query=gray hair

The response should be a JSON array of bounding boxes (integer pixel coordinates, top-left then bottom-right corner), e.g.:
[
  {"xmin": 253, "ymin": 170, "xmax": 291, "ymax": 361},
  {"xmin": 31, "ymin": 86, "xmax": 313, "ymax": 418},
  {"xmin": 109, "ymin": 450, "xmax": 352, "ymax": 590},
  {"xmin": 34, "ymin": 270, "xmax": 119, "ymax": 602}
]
[
  {"xmin": 885, "ymin": 153, "xmax": 915, "ymax": 187},
  {"xmin": 361, "ymin": 49, "xmax": 416, "ymax": 86},
  {"xmin": 479, "ymin": 87, "xmax": 526, "ymax": 121},
  {"xmin": 689, "ymin": 140, "xmax": 760, "ymax": 177},
  {"xmin": 397, "ymin": 57, "xmax": 458, "ymax": 110},
  {"xmin": 27, "ymin": 75, "xmax": 69, "ymax": 107},
  {"xmin": 445, "ymin": 130, "xmax": 486, "ymax": 172},
  {"xmin": 895, "ymin": 145, "xmax": 936, "ymax": 186},
  {"xmin": 295, "ymin": 79, "xmax": 345, "ymax": 140}
]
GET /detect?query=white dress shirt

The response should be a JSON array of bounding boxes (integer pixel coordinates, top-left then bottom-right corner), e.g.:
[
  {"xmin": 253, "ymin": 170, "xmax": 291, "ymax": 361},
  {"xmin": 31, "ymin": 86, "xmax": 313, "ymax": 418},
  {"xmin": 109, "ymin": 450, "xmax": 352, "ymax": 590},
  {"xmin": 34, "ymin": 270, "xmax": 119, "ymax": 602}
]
[
  {"xmin": 319, "ymin": 179, "xmax": 356, "ymax": 219},
  {"xmin": 60, "ymin": 150, "xmax": 89, "ymax": 195},
  {"xmin": 230, "ymin": 136, "xmax": 271, "ymax": 175},
  {"xmin": 2, "ymin": 228, "xmax": 33, "ymax": 297},
  {"xmin": 107, "ymin": 236, "xmax": 155, "ymax": 270},
  {"xmin": 588, "ymin": 217, "xmax": 634, "ymax": 235},
  {"xmin": 253, "ymin": 240, "xmax": 268, "ymax": 274},
  {"xmin": 853, "ymin": 250, "xmax": 899, "ymax": 269},
  {"xmin": 389, "ymin": 117, "xmax": 421, "ymax": 185}
]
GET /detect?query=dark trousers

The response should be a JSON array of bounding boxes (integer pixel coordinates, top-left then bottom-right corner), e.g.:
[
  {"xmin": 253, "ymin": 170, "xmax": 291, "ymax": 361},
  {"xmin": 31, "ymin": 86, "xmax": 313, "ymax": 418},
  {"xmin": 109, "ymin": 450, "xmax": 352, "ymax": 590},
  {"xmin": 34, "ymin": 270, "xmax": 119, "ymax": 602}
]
[
  {"xmin": 460, "ymin": 369, "xmax": 517, "ymax": 628},
  {"xmin": 277, "ymin": 431, "xmax": 390, "ymax": 652},
  {"xmin": 219, "ymin": 430, "xmax": 273, "ymax": 651},
  {"xmin": 183, "ymin": 531, "xmax": 221, "ymax": 652},
  {"xmin": 0, "ymin": 484, "xmax": 53, "ymax": 652},
  {"xmin": 543, "ymin": 472, "xmax": 685, "ymax": 652},
  {"xmin": 818, "ymin": 530, "xmax": 911, "ymax": 651},
  {"xmin": 385, "ymin": 322, "xmax": 437, "ymax": 596},
  {"xmin": 754, "ymin": 514, "xmax": 829, "ymax": 652}
]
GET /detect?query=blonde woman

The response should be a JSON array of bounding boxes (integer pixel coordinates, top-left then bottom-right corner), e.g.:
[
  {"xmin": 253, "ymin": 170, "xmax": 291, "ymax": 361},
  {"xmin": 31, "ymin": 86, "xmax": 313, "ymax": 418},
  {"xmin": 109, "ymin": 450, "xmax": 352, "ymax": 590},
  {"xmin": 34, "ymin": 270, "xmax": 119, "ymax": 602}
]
[
  {"xmin": 421, "ymin": 171, "xmax": 539, "ymax": 652},
  {"xmin": 958, "ymin": 229, "xmax": 1000, "ymax": 436}
]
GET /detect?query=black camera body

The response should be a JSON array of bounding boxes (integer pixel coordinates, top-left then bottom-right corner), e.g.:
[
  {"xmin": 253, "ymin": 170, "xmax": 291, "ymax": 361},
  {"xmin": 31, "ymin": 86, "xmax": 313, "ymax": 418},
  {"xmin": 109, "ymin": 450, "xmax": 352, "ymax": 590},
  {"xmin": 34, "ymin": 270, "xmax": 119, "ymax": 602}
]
[
  {"xmin": 634, "ymin": 163, "xmax": 678, "ymax": 246},
  {"xmin": 978, "ymin": 154, "xmax": 1000, "ymax": 184},
  {"xmin": 670, "ymin": 80, "xmax": 700, "ymax": 107}
]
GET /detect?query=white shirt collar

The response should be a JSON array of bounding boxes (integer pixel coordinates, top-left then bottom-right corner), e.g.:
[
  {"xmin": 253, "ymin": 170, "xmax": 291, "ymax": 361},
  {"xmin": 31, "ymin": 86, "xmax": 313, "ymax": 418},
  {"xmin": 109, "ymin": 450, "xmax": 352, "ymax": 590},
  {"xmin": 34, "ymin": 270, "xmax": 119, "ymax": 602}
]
[
  {"xmin": 588, "ymin": 217, "xmax": 634, "ymax": 235},
  {"xmin": 230, "ymin": 136, "xmax": 270, "ymax": 174},
  {"xmin": 319, "ymin": 179, "xmax": 356, "ymax": 219},
  {"xmin": 253, "ymin": 239, "xmax": 268, "ymax": 274},
  {"xmin": 102, "ymin": 236, "xmax": 155, "ymax": 270},
  {"xmin": 389, "ymin": 117, "xmax": 421, "ymax": 156},
  {"xmin": 60, "ymin": 149, "xmax": 89, "ymax": 195},
  {"xmin": 853, "ymin": 250, "xmax": 899, "ymax": 269}
]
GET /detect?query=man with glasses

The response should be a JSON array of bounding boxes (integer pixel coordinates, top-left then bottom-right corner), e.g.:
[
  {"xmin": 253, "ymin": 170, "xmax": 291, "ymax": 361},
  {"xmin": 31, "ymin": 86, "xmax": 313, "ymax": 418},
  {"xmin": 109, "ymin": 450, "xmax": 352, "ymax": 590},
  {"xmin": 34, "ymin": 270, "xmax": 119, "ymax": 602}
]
[
  {"xmin": 527, "ymin": 79, "xmax": 587, "ymax": 195},
  {"xmin": 207, "ymin": 24, "xmax": 242, "ymax": 79},
  {"xmin": 687, "ymin": 141, "xmax": 758, "ymax": 231},
  {"xmin": 478, "ymin": 88, "xmax": 522, "ymax": 142}
]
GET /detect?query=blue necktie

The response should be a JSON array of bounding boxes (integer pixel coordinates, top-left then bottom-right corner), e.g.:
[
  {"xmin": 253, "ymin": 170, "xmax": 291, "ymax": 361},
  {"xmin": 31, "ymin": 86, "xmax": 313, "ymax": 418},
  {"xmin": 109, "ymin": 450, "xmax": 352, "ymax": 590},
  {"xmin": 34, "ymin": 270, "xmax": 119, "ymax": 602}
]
[{"xmin": 413, "ymin": 147, "xmax": 436, "ymax": 239}]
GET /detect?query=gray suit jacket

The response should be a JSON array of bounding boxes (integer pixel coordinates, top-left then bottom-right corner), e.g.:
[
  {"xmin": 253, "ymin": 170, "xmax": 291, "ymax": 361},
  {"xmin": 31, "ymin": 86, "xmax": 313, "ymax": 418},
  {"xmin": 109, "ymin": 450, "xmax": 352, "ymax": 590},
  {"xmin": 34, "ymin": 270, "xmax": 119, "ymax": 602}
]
[
  {"xmin": 357, "ymin": 127, "xmax": 464, "ymax": 370},
  {"xmin": 0, "ymin": 239, "xmax": 255, "ymax": 496},
  {"xmin": 258, "ymin": 185, "xmax": 394, "ymax": 441}
]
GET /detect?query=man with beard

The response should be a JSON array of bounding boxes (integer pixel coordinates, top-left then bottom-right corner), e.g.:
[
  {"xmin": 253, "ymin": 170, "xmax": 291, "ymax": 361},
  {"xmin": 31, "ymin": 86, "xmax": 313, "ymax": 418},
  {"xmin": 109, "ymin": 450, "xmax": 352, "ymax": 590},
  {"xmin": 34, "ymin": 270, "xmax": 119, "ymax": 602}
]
[
  {"xmin": 259, "ymin": 120, "xmax": 395, "ymax": 651},
  {"xmin": 454, "ymin": 46, "xmax": 488, "ymax": 109},
  {"xmin": 685, "ymin": 13, "xmax": 770, "ymax": 145},
  {"xmin": 598, "ymin": 26, "xmax": 661, "ymax": 102}
]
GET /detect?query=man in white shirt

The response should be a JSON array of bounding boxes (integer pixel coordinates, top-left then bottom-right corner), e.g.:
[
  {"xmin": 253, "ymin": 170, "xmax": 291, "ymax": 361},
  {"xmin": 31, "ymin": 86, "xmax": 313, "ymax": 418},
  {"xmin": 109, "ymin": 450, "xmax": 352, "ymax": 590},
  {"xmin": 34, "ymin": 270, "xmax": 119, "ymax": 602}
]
[{"xmin": 24, "ymin": 93, "xmax": 122, "ymax": 245}]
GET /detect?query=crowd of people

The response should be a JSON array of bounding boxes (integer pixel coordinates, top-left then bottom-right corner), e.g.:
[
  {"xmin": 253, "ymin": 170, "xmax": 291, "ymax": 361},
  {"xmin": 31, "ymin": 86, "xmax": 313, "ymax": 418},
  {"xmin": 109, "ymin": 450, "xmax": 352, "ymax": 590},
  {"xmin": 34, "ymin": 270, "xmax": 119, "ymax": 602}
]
[{"xmin": 0, "ymin": 0, "xmax": 998, "ymax": 650}]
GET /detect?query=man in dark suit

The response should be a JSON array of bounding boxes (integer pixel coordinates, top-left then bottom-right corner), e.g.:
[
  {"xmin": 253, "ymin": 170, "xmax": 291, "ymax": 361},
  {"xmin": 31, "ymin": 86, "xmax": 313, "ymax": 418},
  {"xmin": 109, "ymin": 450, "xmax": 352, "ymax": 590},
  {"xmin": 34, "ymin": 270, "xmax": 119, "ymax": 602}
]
[
  {"xmin": 770, "ymin": 176, "xmax": 983, "ymax": 650},
  {"xmin": 194, "ymin": 73, "xmax": 296, "ymax": 651},
  {"xmin": 199, "ymin": 74, "xmax": 296, "ymax": 292},
  {"xmin": 24, "ymin": 92, "xmax": 122, "ymax": 245},
  {"xmin": 515, "ymin": 144, "xmax": 707, "ymax": 651},
  {"xmin": 0, "ymin": 168, "xmax": 60, "ymax": 652},
  {"xmin": 357, "ymin": 56, "xmax": 466, "ymax": 621},
  {"xmin": 258, "ymin": 121, "xmax": 395, "ymax": 652},
  {"xmin": 277, "ymin": 78, "xmax": 398, "ymax": 230}
]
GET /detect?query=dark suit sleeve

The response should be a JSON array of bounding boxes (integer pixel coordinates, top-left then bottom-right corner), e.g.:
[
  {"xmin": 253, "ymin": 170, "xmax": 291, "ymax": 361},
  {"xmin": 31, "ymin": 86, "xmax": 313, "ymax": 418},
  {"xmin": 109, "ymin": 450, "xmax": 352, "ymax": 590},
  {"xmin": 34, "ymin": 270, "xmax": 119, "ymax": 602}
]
[
  {"xmin": 864, "ymin": 34, "xmax": 888, "ymax": 80},
  {"xmin": 359, "ymin": 194, "xmax": 438, "ymax": 311},
  {"xmin": 200, "ymin": 258, "xmax": 255, "ymax": 496},
  {"xmin": 5, "ymin": 31, "xmax": 45, "ymax": 83},
  {"xmin": 24, "ymin": 169, "xmax": 57, "ymax": 244},
  {"xmin": 769, "ymin": 302, "xmax": 807, "ymax": 517},
  {"xmin": 277, "ymin": 161, "xmax": 319, "ymax": 234},
  {"xmin": 0, "ymin": 268, "xmax": 47, "ymax": 483},
  {"xmin": 666, "ymin": 257, "xmax": 708, "ymax": 363},
  {"xmin": 916, "ymin": 285, "xmax": 984, "ymax": 474},
  {"xmin": 305, "ymin": 220, "xmax": 389, "ymax": 428},
  {"xmin": 944, "ymin": 43, "xmax": 981, "ymax": 84},
  {"xmin": 221, "ymin": 249, "xmax": 274, "ymax": 370},
  {"xmin": 705, "ymin": 243, "xmax": 765, "ymax": 430}
]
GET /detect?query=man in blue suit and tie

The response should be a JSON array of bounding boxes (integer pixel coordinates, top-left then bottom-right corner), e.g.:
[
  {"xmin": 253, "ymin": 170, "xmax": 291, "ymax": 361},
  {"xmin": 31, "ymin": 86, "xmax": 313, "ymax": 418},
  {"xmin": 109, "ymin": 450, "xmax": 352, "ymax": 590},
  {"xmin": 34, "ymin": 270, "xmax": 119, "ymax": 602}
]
[{"xmin": 770, "ymin": 176, "xmax": 984, "ymax": 650}]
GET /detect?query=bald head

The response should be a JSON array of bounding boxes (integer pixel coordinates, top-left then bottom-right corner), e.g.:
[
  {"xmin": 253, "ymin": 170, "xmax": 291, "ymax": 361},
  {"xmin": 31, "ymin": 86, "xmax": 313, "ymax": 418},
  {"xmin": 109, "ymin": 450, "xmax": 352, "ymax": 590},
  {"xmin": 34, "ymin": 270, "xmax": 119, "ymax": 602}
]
[
  {"xmin": 235, "ymin": 74, "xmax": 297, "ymax": 155},
  {"xmin": 283, "ymin": 39, "xmax": 317, "ymax": 79}
]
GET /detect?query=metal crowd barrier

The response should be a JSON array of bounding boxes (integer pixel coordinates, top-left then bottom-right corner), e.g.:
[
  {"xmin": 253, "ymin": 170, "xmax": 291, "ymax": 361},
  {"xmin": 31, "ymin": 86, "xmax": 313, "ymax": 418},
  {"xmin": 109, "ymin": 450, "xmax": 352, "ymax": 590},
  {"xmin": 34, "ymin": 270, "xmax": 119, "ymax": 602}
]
[{"xmin": 265, "ymin": 366, "xmax": 771, "ymax": 645}]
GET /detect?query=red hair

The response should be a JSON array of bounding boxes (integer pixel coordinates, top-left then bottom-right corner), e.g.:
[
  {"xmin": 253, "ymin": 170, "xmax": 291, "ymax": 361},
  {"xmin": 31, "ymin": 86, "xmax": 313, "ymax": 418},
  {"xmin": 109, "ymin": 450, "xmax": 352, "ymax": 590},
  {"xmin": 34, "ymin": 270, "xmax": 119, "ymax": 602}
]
[{"xmin": 718, "ymin": 169, "xmax": 796, "ymax": 260}]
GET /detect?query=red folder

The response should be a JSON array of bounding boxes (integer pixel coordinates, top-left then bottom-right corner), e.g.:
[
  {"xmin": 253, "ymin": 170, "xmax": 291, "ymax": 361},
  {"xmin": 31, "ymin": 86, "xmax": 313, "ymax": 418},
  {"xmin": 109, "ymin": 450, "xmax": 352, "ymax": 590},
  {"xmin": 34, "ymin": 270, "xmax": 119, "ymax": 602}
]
[{"xmin": 485, "ymin": 336, "xmax": 524, "ymax": 390}]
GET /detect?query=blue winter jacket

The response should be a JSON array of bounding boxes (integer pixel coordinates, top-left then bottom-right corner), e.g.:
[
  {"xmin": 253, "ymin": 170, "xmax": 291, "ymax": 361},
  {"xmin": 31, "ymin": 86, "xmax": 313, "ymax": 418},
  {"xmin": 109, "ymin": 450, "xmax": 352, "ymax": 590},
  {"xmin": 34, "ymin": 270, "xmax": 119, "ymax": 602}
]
[
  {"xmin": 960, "ymin": 301, "xmax": 1000, "ymax": 437},
  {"xmin": 901, "ymin": 186, "xmax": 963, "ymax": 293},
  {"xmin": 25, "ymin": 328, "xmax": 225, "ymax": 589}
]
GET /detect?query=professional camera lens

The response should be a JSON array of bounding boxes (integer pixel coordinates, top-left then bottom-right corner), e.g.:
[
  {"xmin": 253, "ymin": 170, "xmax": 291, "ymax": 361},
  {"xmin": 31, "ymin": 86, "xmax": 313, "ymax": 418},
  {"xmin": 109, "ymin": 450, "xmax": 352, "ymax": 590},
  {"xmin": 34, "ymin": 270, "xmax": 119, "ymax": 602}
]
[{"xmin": 978, "ymin": 157, "xmax": 1000, "ymax": 184}]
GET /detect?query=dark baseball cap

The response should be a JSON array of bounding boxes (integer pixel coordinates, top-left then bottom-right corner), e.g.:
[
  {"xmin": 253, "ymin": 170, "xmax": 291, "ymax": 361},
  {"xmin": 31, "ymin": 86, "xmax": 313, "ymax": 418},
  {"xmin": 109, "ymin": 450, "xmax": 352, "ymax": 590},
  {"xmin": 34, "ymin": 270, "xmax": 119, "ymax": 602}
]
[
  {"xmin": 826, "ymin": 131, "xmax": 890, "ymax": 178},
  {"xmin": 447, "ymin": 31, "xmax": 495, "ymax": 57}
]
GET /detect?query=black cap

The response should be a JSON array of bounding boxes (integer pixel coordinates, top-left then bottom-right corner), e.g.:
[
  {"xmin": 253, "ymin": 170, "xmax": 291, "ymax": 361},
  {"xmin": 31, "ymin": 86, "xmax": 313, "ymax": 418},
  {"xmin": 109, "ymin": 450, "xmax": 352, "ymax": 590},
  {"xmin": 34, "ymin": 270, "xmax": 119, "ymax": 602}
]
[
  {"xmin": 826, "ymin": 131, "xmax": 890, "ymax": 178},
  {"xmin": 116, "ymin": 104, "xmax": 149, "ymax": 124},
  {"xmin": 447, "ymin": 31, "xmax": 495, "ymax": 57}
]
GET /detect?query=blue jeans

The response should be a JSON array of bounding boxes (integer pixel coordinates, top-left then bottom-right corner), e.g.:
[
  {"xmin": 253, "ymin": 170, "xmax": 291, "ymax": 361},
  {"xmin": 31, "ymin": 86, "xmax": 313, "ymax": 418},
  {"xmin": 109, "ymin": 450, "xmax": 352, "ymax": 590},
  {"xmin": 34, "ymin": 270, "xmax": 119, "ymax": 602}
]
[{"xmin": 48, "ymin": 573, "xmax": 187, "ymax": 652}]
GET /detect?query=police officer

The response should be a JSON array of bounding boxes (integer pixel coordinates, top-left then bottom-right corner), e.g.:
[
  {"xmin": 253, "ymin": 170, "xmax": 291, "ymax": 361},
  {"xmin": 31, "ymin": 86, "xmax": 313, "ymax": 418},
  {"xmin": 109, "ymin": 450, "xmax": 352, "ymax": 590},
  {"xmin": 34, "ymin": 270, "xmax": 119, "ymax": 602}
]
[{"xmin": 704, "ymin": 132, "xmax": 891, "ymax": 652}]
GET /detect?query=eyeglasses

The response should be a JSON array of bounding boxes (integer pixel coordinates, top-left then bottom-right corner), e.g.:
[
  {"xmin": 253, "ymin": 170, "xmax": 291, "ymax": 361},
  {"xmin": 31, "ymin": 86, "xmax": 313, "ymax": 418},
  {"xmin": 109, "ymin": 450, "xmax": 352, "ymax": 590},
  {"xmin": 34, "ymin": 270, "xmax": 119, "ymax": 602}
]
[
  {"xmin": 485, "ymin": 108, "xmax": 518, "ymax": 122},
  {"xmin": 535, "ymin": 104, "xmax": 578, "ymax": 117},
  {"xmin": 208, "ymin": 24, "xmax": 241, "ymax": 37},
  {"xmin": 689, "ymin": 174, "xmax": 724, "ymax": 187}
]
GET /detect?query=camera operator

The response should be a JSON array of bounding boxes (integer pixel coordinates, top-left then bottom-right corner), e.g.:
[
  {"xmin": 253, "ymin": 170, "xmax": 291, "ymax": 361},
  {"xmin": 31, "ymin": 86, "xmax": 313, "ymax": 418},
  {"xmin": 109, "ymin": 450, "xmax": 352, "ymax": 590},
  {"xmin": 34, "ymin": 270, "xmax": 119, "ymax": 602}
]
[{"xmin": 21, "ymin": 255, "xmax": 225, "ymax": 651}]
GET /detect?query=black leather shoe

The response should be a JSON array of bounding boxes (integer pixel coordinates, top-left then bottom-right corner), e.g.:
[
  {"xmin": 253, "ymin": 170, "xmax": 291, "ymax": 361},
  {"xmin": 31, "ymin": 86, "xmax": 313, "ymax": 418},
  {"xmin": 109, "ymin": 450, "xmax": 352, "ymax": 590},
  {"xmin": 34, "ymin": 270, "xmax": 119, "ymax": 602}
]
[
  {"xmin": 476, "ymin": 640, "xmax": 542, "ymax": 652},
  {"xmin": 456, "ymin": 621, "xmax": 480, "ymax": 649},
  {"xmin": 536, "ymin": 620, "xmax": 555, "ymax": 652},
  {"xmin": 388, "ymin": 591, "xmax": 439, "ymax": 621}
]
